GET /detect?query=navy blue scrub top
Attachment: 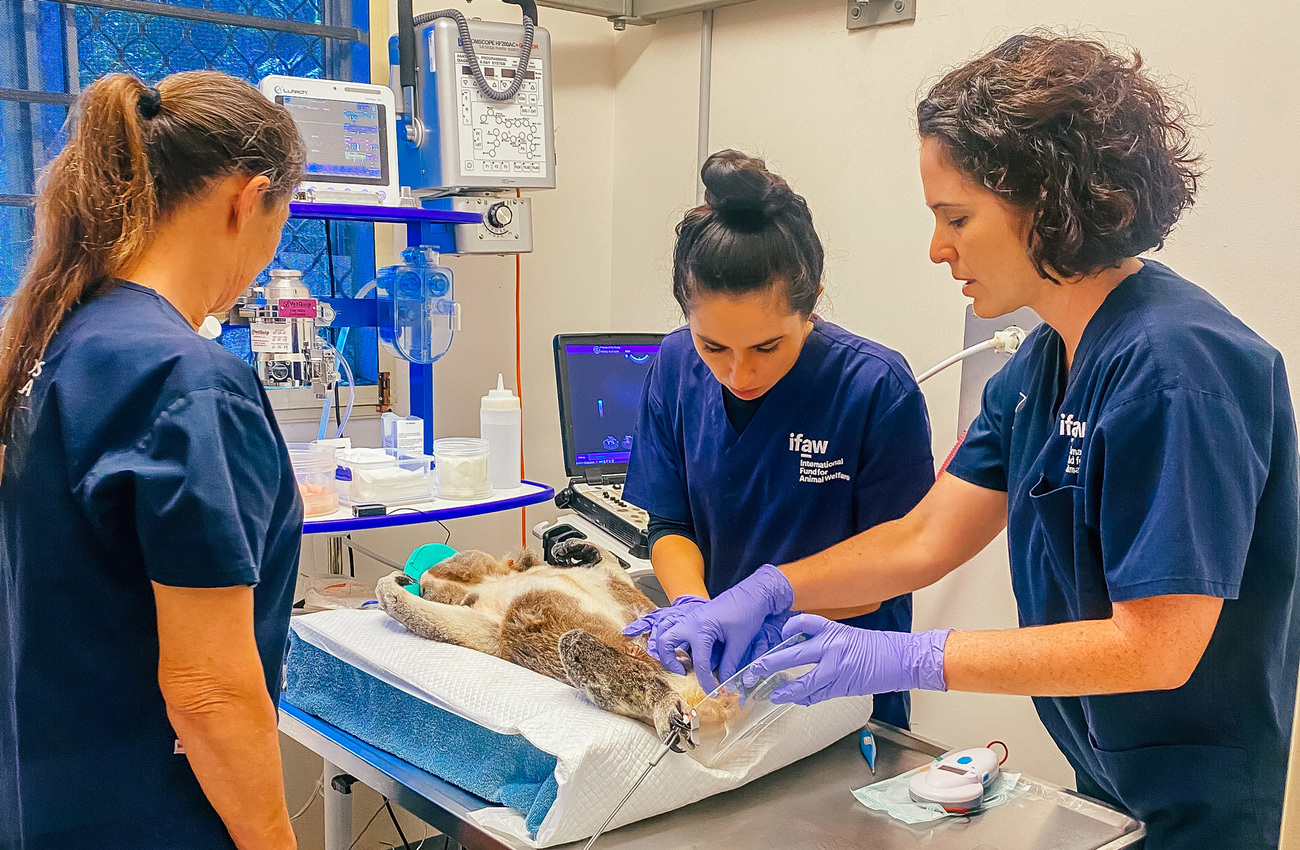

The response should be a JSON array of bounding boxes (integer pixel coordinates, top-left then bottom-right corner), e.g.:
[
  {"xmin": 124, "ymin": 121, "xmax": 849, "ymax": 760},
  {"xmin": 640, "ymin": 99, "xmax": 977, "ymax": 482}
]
[
  {"xmin": 624, "ymin": 319, "xmax": 935, "ymax": 728},
  {"xmin": 0, "ymin": 282, "xmax": 303, "ymax": 849},
  {"xmin": 946, "ymin": 261, "xmax": 1299, "ymax": 849}
]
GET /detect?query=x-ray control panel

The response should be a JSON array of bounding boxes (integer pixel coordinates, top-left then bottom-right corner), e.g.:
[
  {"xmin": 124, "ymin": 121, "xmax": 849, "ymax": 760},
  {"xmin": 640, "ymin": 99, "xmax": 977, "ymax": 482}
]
[{"xmin": 398, "ymin": 17, "xmax": 555, "ymax": 192}]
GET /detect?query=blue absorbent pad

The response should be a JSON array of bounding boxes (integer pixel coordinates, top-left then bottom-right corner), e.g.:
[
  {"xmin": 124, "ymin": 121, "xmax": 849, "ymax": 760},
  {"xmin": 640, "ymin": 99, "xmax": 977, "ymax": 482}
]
[{"xmin": 285, "ymin": 632, "xmax": 560, "ymax": 832}]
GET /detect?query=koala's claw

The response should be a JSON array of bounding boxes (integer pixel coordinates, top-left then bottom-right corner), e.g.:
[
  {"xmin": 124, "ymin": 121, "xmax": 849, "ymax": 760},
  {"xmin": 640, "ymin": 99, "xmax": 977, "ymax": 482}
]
[
  {"xmin": 394, "ymin": 572, "xmax": 416, "ymax": 587},
  {"xmin": 549, "ymin": 539, "xmax": 602, "ymax": 567},
  {"xmin": 666, "ymin": 701, "xmax": 697, "ymax": 752}
]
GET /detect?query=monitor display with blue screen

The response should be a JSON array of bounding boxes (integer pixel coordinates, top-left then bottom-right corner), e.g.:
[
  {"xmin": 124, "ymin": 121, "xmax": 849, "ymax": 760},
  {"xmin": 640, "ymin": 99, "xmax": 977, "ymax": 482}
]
[
  {"xmin": 277, "ymin": 95, "xmax": 388, "ymax": 184},
  {"xmin": 554, "ymin": 334, "xmax": 664, "ymax": 477}
]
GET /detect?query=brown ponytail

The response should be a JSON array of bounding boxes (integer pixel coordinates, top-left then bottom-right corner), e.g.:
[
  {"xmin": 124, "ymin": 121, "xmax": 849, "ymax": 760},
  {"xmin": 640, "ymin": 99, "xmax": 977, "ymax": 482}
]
[{"xmin": 0, "ymin": 70, "xmax": 304, "ymax": 444}]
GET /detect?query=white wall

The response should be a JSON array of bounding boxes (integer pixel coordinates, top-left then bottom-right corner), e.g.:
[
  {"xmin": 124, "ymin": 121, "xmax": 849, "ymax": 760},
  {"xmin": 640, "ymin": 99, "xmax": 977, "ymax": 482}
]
[{"xmin": 288, "ymin": 0, "xmax": 1300, "ymax": 843}]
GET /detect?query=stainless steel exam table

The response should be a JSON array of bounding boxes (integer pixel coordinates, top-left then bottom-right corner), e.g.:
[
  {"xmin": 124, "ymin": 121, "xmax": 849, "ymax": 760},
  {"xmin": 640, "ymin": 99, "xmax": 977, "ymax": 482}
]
[{"xmin": 280, "ymin": 703, "xmax": 1145, "ymax": 850}]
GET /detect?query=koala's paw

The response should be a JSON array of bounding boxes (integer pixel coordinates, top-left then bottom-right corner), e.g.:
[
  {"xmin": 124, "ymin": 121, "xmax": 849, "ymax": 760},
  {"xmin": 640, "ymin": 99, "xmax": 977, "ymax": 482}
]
[
  {"xmin": 652, "ymin": 696, "xmax": 689, "ymax": 743},
  {"xmin": 549, "ymin": 539, "xmax": 606, "ymax": 568},
  {"xmin": 504, "ymin": 549, "xmax": 543, "ymax": 572},
  {"xmin": 375, "ymin": 572, "xmax": 414, "ymax": 613}
]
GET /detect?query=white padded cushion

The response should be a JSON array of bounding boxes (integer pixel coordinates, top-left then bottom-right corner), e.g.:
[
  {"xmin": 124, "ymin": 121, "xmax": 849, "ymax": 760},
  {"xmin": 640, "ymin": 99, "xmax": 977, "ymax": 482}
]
[{"xmin": 291, "ymin": 609, "xmax": 872, "ymax": 847}]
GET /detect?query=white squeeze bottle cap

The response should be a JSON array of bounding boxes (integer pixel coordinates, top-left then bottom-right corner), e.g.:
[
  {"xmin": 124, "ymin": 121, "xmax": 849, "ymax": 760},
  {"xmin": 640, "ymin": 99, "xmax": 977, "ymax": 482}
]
[{"xmin": 482, "ymin": 373, "xmax": 520, "ymax": 411}]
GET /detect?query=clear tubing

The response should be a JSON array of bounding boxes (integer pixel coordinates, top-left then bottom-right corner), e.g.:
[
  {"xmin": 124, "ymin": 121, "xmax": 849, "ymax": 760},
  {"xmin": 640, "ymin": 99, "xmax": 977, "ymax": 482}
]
[
  {"xmin": 316, "ymin": 391, "xmax": 333, "ymax": 442},
  {"xmin": 334, "ymin": 280, "xmax": 378, "ymax": 356},
  {"xmin": 319, "ymin": 338, "xmax": 355, "ymax": 440}
]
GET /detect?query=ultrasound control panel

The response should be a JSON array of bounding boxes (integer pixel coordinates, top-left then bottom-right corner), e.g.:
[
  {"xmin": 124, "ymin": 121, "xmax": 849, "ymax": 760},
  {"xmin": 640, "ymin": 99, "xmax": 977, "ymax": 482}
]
[
  {"xmin": 561, "ymin": 482, "xmax": 649, "ymax": 559},
  {"xmin": 573, "ymin": 483, "xmax": 649, "ymax": 530}
]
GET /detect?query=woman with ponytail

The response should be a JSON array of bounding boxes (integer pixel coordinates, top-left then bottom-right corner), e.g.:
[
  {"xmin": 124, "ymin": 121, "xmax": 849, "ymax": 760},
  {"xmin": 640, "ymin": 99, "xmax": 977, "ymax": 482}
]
[
  {"xmin": 621, "ymin": 150, "xmax": 935, "ymax": 729},
  {"xmin": 1, "ymin": 71, "xmax": 305, "ymax": 848}
]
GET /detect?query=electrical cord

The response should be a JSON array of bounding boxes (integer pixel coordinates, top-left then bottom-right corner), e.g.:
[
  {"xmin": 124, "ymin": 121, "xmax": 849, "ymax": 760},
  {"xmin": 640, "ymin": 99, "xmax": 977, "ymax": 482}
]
[
  {"xmin": 383, "ymin": 797, "xmax": 413, "ymax": 849},
  {"xmin": 915, "ymin": 326, "xmax": 1026, "ymax": 384},
  {"xmin": 325, "ymin": 220, "xmax": 342, "ymax": 431},
  {"xmin": 412, "ymin": 9, "xmax": 534, "ymax": 102},
  {"xmin": 380, "ymin": 512, "xmax": 452, "ymax": 546},
  {"xmin": 515, "ymin": 249, "xmax": 526, "ymax": 548},
  {"xmin": 384, "ymin": 837, "xmax": 446, "ymax": 850},
  {"xmin": 289, "ymin": 775, "xmax": 323, "ymax": 821},
  {"xmin": 347, "ymin": 802, "xmax": 387, "ymax": 850}
]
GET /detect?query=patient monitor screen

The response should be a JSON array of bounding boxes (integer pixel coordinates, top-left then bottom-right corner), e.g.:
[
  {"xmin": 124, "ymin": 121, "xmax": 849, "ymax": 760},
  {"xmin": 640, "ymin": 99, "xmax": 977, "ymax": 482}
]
[
  {"xmin": 562, "ymin": 342, "xmax": 660, "ymax": 468},
  {"xmin": 277, "ymin": 95, "xmax": 388, "ymax": 185}
]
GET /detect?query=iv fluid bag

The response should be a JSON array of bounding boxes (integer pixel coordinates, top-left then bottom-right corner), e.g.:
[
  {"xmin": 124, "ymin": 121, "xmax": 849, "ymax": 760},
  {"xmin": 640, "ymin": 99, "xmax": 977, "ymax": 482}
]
[{"xmin": 375, "ymin": 247, "xmax": 456, "ymax": 364}]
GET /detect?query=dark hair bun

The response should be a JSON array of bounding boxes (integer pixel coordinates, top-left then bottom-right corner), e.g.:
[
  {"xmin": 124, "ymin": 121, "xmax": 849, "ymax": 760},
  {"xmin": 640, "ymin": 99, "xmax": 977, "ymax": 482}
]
[{"xmin": 701, "ymin": 149, "xmax": 797, "ymax": 231}]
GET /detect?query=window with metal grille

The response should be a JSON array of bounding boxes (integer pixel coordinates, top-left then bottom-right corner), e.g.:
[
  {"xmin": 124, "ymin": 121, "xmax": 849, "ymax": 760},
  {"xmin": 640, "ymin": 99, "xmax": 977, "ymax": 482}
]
[{"xmin": 2, "ymin": 0, "xmax": 378, "ymax": 385}]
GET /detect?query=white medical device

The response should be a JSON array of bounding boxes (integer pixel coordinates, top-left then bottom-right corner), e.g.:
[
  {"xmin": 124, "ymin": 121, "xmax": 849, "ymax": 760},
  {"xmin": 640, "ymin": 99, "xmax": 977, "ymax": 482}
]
[
  {"xmin": 908, "ymin": 746, "xmax": 1003, "ymax": 813},
  {"xmin": 258, "ymin": 75, "xmax": 401, "ymax": 206}
]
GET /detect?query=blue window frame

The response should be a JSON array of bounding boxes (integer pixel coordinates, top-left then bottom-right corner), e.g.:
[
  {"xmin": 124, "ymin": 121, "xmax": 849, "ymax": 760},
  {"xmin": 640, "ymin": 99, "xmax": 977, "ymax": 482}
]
[{"xmin": 2, "ymin": 0, "xmax": 378, "ymax": 384}]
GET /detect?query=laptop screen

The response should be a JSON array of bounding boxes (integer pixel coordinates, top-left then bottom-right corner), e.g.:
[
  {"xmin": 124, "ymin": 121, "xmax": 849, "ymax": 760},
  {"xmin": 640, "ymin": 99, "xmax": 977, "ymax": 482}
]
[{"xmin": 553, "ymin": 333, "xmax": 664, "ymax": 478}]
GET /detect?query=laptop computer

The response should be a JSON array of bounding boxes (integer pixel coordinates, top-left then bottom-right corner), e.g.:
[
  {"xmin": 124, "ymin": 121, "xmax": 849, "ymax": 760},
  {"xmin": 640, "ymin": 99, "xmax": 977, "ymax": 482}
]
[{"xmin": 552, "ymin": 333, "xmax": 664, "ymax": 558}]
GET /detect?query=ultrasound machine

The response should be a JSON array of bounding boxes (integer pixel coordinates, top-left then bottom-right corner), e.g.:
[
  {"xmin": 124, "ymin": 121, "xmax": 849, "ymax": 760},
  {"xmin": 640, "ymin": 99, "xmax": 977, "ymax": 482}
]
[{"xmin": 547, "ymin": 333, "xmax": 663, "ymax": 562}]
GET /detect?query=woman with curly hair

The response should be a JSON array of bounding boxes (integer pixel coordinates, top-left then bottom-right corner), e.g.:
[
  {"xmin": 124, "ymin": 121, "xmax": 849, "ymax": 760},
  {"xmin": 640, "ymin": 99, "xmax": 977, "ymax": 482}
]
[{"xmin": 647, "ymin": 34, "xmax": 1296, "ymax": 848}]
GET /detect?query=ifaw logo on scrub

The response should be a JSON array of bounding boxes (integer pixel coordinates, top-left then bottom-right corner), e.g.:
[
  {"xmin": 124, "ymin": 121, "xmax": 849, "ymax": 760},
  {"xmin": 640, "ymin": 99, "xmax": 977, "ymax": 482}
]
[
  {"xmin": 1059, "ymin": 413, "xmax": 1088, "ymax": 475},
  {"xmin": 789, "ymin": 432, "xmax": 850, "ymax": 485}
]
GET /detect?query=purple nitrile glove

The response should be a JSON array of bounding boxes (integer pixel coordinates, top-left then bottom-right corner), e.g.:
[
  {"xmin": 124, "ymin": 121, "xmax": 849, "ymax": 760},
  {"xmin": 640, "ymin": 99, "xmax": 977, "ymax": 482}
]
[
  {"xmin": 654, "ymin": 564, "xmax": 795, "ymax": 693},
  {"xmin": 622, "ymin": 595, "xmax": 708, "ymax": 659},
  {"xmin": 745, "ymin": 613, "xmax": 951, "ymax": 707},
  {"xmin": 735, "ymin": 611, "xmax": 792, "ymax": 673}
]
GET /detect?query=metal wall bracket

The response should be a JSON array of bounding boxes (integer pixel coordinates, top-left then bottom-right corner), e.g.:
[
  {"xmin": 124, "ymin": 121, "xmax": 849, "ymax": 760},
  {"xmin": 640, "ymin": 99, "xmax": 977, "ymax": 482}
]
[
  {"xmin": 846, "ymin": 0, "xmax": 915, "ymax": 31},
  {"xmin": 539, "ymin": 0, "xmax": 752, "ymax": 26}
]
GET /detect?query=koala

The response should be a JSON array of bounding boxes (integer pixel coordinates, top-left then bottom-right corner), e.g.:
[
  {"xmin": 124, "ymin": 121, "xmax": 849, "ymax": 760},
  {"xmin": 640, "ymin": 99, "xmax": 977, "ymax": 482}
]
[{"xmin": 375, "ymin": 540, "xmax": 733, "ymax": 741}]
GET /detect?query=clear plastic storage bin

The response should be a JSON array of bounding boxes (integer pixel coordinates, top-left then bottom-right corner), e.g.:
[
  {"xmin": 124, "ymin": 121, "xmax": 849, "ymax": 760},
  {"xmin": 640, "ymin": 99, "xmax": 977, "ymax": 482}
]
[
  {"xmin": 334, "ymin": 447, "xmax": 433, "ymax": 504},
  {"xmin": 433, "ymin": 437, "xmax": 492, "ymax": 500},
  {"xmin": 288, "ymin": 442, "xmax": 339, "ymax": 518}
]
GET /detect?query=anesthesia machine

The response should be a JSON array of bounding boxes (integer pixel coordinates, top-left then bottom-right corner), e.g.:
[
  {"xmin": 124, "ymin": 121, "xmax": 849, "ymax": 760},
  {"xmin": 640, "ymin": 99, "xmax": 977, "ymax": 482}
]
[{"xmin": 227, "ymin": 0, "xmax": 554, "ymax": 451}]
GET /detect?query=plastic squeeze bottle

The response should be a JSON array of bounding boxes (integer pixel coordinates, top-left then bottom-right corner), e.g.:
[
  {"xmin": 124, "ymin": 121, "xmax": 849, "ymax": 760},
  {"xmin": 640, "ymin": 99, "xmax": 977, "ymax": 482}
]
[{"xmin": 480, "ymin": 373, "xmax": 522, "ymax": 491}]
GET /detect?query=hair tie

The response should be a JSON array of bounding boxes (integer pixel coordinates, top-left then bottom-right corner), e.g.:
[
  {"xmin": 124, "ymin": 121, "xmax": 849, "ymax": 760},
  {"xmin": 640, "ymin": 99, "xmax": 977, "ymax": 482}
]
[{"xmin": 137, "ymin": 86, "xmax": 162, "ymax": 120}]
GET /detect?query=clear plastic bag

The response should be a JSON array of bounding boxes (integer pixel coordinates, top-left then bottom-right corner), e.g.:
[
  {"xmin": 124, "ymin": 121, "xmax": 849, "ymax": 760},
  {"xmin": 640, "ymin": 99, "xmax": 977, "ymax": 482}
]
[
  {"xmin": 298, "ymin": 577, "xmax": 376, "ymax": 613},
  {"xmin": 851, "ymin": 757, "xmax": 1029, "ymax": 824},
  {"xmin": 689, "ymin": 634, "xmax": 812, "ymax": 766}
]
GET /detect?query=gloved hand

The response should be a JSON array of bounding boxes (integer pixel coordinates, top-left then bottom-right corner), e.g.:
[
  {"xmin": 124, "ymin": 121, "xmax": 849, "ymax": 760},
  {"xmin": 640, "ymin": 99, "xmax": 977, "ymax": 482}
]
[
  {"xmin": 745, "ymin": 614, "xmax": 951, "ymax": 706},
  {"xmin": 623, "ymin": 595, "xmax": 708, "ymax": 660},
  {"xmin": 653, "ymin": 564, "xmax": 795, "ymax": 693}
]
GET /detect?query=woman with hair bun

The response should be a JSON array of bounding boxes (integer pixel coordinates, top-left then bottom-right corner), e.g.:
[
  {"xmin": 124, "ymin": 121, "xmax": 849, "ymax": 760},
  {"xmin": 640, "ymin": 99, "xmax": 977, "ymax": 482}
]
[
  {"xmin": 654, "ymin": 35, "xmax": 1297, "ymax": 848},
  {"xmin": 0, "ymin": 71, "xmax": 305, "ymax": 848},
  {"xmin": 622, "ymin": 149, "xmax": 936, "ymax": 730}
]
